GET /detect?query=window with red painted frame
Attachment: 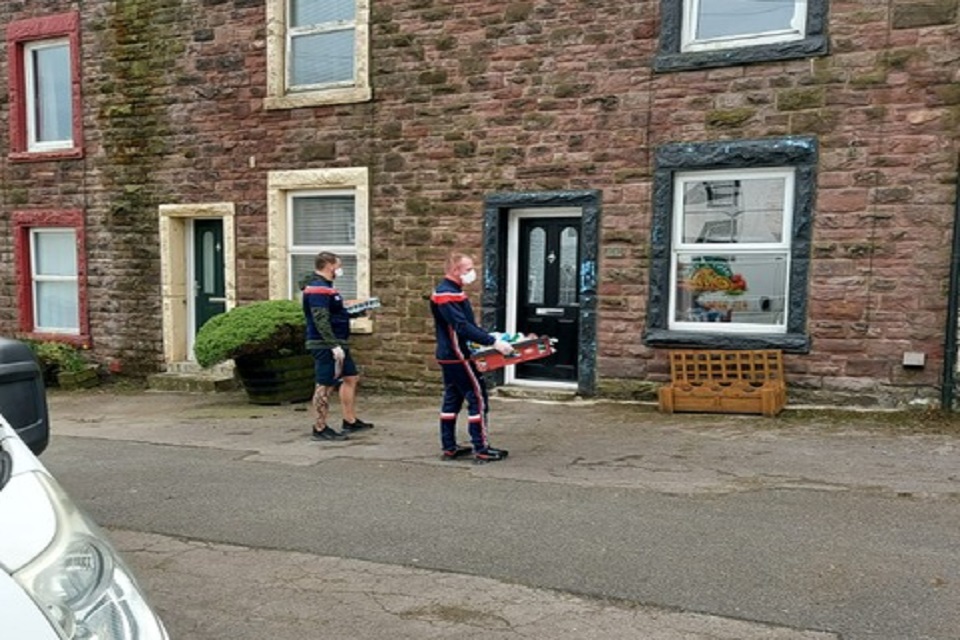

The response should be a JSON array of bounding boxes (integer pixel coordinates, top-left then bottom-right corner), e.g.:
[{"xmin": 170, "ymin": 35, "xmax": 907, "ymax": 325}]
[
  {"xmin": 13, "ymin": 211, "xmax": 89, "ymax": 345},
  {"xmin": 6, "ymin": 12, "xmax": 84, "ymax": 161}
]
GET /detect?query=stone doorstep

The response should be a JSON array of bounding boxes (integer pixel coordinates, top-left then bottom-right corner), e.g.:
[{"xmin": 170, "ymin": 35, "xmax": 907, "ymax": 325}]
[
  {"xmin": 493, "ymin": 386, "xmax": 579, "ymax": 402},
  {"xmin": 164, "ymin": 360, "xmax": 234, "ymax": 376},
  {"xmin": 146, "ymin": 361, "xmax": 238, "ymax": 393},
  {"xmin": 146, "ymin": 371, "xmax": 238, "ymax": 393}
]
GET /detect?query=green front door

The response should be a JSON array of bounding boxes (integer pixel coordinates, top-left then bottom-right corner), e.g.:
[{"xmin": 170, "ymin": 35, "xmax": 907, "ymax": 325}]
[{"xmin": 194, "ymin": 219, "xmax": 226, "ymax": 334}]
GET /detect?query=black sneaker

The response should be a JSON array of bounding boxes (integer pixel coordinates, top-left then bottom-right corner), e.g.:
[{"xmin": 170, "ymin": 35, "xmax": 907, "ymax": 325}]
[
  {"xmin": 441, "ymin": 445, "xmax": 472, "ymax": 460},
  {"xmin": 342, "ymin": 418, "xmax": 374, "ymax": 433},
  {"xmin": 311, "ymin": 426, "xmax": 349, "ymax": 441},
  {"xmin": 474, "ymin": 447, "xmax": 509, "ymax": 463}
]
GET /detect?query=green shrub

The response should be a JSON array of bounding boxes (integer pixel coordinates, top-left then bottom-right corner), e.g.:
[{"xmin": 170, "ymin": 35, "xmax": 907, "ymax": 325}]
[
  {"xmin": 194, "ymin": 299, "xmax": 306, "ymax": 368},
  {"xmin": 25, "ymin": 340, "xmax": 89, "ymax": 374}
]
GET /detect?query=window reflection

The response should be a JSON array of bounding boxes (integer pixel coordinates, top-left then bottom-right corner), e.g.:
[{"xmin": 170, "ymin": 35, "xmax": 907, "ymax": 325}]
[
  {"xmin": 30, "ymin": 42, "xmax": 72, "ymax": 145},
  {"xmin": 682, "ymin": 176, "xmax": 785, "ymax": 244},
  {"xmin": 202, "ymin": 231, "xmax": 216, "ymax": 294},
  {"xmin": 527, "ymin": 227, "xmax": 545, "ymax": 304},
  {"xmin": 674, "ymin": 253, "xmax": 787, "ymax": 326},
  {"xmin": 31, "ymin": 229, "xmax": 79, "ymax": 333},
  {"xmin": 695, "ymin": 0, "xmax": 799, "ymax": 41},
  {"xmin": 559, "ymin": 227, "xmax": 578, "ymax": 306}
]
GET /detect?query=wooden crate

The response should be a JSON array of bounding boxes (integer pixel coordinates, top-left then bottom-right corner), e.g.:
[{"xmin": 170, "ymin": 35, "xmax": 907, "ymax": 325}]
[{"xmin": 658, "ymin": 349, "xmax": 786, "ymax": 417}]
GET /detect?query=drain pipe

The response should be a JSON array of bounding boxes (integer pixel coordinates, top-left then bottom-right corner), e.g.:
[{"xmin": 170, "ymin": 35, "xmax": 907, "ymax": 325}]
[{"xmin": 941, "ymin": 169, "xmax": 960, "ymax": 411}]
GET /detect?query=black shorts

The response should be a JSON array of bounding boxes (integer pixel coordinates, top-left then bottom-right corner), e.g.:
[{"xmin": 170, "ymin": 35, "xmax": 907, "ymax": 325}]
[{"xmin": 311, "ymin": 347, "xmax": 358, "ymax": 386}]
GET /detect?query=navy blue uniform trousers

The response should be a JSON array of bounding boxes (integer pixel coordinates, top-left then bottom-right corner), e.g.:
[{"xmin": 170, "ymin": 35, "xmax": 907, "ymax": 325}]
[{"xmin": 439, "ymin": 359, "xmax": 490, "ymax": 452}]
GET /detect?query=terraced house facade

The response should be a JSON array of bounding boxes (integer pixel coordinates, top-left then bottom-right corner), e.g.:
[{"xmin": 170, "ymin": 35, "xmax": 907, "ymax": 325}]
[{"xmin": 2, "ymin": 1, "xmax": 960, "ymax": 407}]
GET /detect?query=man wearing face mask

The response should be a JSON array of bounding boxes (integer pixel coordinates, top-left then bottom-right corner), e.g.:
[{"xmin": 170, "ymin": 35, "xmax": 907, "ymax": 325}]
[
  {"xmin": 430, "ymin": 251, "xmax": 515, "ymax": 463},
  {"xmin": 303, "ymin": 251, "xmax": 374, "ymax": 441}
]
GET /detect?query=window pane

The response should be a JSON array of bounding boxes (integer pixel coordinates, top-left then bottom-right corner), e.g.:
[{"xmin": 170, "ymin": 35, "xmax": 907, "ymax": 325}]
[
  {"xmin": 290, "ymin": 0, "xmax": 355, "ymax": 27},
  {"xmin": 674, "ymin": 253, "xmax": 787, "ymax": 325},
  {"xmin": 292, "ymin": 254, "xmax": 314, "ymax": 293},
  {"xmin": 696, "ymin": 0, "xmax": 798, "ymax": 40},
  {"xmin": 291, "ymin": 30, "xmax": 355, "ymax": 86},
  {"xmin": 559, "ymin": 227, "xmax": 579, "ymax": 306},
  {"xmin": 34, "ymin": 230, "xmax": 77, "ymax": 276},
  {"xmin": 682, "ymin": 176, "xmax": 786, "ymax": 244},
  {"xmin": 36, "ymin": 280, "xmax": 79, "ymax": 331},
  {"xmin": 291, "ymin": 253, "xmax": 357, "ymax": 300},
  {"xmin": 292, "ymin": 196, "xmax": 355, "ymax": 245},
  {"xmin": 31, "ymin": 43, "xmax": 72, "ymax": 143},
  {"xmin": 202, "ymin": 231, "xmax": 216, "ymax": 294},
  {"xmin": 527, "ymin": 227, "xmax": 546, "ymax": 305}
]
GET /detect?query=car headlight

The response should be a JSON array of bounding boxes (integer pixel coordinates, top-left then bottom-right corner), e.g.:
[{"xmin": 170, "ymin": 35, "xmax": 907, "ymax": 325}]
[{"xmin": 14, "ymin": 471, "xmax": 168, "ymax": 640}]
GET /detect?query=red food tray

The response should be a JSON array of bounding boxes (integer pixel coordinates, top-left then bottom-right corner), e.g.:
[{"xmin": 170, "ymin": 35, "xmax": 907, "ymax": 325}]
[{"xmin": 471, "ymin": 335, "xmax": 556, "ymax": 373}]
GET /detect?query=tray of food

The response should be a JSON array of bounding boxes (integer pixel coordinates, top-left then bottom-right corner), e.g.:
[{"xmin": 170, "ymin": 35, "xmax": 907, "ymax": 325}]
[
  {"xmin": 345, "ymin": 297, "xmax": 381, "ymax": 315},
  {"xmin": 471, "ymin": 334, "xmax": 557, "ymax": 373}
]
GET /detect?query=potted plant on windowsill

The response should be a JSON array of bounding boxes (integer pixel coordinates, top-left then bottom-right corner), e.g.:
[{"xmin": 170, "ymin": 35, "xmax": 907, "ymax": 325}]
[{"xmin": 194, "ymin": 299, "xmax": 314, "ymax": 405}]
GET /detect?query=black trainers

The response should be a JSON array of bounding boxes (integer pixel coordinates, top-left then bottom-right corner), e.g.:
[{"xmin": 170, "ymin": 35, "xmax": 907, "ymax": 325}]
[
  {"xmin": 474, "ymin": 447, "xmax": 509, "ymax": 463},
  {"xmin": 311, "ymin": 426, "xmax": 349, "ymax": 441},
  {"xmin": 342, "ymin": 418, "xmax": 374, "ymax": 433},
  {"xmin": 441, "ymin": 445, "xmax": 472, "ymax": 460}
]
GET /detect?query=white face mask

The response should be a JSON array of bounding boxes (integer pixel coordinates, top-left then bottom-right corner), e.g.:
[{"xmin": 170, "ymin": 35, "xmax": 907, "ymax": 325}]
[
  {"xmin": 461, "ymin": 269, "xmax": 477, "ymax": 285},
  {"xmin": 333, "ymin": 267, "xmax": 344, "ymax": 278}
]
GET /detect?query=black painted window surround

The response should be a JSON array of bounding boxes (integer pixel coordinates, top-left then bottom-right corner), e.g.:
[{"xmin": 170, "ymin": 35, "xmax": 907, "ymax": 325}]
[{"xmin": 644, "ymin": 137, "xmax": 818, "ymax": 353}]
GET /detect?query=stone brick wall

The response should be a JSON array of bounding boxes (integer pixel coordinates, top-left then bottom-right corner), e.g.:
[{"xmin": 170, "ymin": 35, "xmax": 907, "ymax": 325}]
[
  {"xmin": 369, "ymin": 1, "xmax": 960, "ymax": 405},
  {"xmin": 1, "ymin": 1, "xmax": 958, "ymax": 405}
]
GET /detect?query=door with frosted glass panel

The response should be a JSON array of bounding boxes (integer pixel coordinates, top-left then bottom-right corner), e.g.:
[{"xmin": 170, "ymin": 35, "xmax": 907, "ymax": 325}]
[
  {"xmin": 193, "ymin": 220, "xmax": 226, "ymax": 333},
  {"xmin": 516, "ymin": 218, "xmax": 580, "ymax": 382}
]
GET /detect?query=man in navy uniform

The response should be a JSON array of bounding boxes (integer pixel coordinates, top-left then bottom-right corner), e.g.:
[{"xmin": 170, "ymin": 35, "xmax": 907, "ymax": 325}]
[
  {"xmin": 430, "ymin": 251, "xmax": 514, "ymax": 462},
  {"xmin": 303, "ymin": 251, "xmax": 374, "ymax": 441}
]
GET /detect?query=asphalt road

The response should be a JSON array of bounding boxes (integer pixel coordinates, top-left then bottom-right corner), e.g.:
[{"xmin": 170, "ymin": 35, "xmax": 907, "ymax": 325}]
[{"xmin": 42, "ymin": 430, "xmax": 960, "ymax": 640}]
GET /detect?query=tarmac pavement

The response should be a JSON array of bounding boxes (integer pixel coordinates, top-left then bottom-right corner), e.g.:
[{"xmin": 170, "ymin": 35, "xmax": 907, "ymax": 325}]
[{"xmin": 45, "ymin": 386, "xmax": 960, "ymax": 639}]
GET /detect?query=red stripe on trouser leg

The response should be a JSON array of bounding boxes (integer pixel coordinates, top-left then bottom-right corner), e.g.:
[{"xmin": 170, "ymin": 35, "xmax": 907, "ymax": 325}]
[
  {"xmin": 462, "ymin": 363, "xmax": 488, "ymax": 450},
  {"xmin": 438, "ymin": 360, "xmax": 489, "ymax": 452}
]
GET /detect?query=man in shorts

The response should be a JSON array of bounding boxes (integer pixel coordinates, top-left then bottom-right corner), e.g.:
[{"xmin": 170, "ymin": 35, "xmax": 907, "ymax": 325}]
[{"xmin": 302, "ymin": 251, "xmax": 374, "ymax": 441}]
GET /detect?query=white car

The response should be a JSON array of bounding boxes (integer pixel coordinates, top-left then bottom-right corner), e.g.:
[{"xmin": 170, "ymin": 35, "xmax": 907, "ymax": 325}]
[{"xmin": 0, "ymin": 415, "xmax": 169, "ymax": 639}]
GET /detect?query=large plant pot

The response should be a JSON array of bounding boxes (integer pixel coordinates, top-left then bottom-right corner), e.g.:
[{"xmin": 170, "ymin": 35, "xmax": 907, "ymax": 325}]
[
  {"xmin": 57, "ymin": 365, "xmax": 100, "ymax": 390},
  {"xmin": 234, "ymin": 353, "xmax": 314, "ymax": 405}
]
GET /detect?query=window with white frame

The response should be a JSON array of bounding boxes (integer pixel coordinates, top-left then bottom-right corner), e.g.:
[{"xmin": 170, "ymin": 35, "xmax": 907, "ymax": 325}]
[
  {"xmin": 30, "ymin": 228, "xmax": 80, "ymax": 334},
  {"xmin": 670, "ymin": 169, "xmax": 793, "ymax": 332},
  {"xmin": 682, "ymin": 0, "xmax": 806, "ymax": 52},
  {"xmin": 267, "ymin": 167, "xmax": 370, "ymax": 312},
  {"xmin": 655, "ymin": 0, "xmax": 827, "ymax": 72},
  {"xmin": 289, "ymin": 0, "xmax": 355, "ymax": 90},
  {"xmin": 24, "ymin": 39, "xmax": 73, "ymax": 152},
  {"xmin": 265, "ymin": 0, "xmax": 371, "ymax": 109},
  {"xmin": 646, "ymin": 137, "xmax": 817, "ymax": 353},
  {"xmin": 7, "ymin": 12, "xmax": 83, "ymax": 159},
  {"xmin": 288, "ymin": 191, "xmax": 359, "ymax": 300}
]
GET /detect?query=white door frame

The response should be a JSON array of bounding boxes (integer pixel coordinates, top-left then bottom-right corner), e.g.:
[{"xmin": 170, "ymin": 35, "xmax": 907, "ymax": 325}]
[{"xmin": 505, "ymin": 206, "xmax": 581, "ymax": 389}]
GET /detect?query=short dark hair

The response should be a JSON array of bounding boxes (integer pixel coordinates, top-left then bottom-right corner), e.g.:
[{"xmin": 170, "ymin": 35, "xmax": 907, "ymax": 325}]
[{"xmin": 315, "ymin": 251, "xmax": 339, "ymax": 270}]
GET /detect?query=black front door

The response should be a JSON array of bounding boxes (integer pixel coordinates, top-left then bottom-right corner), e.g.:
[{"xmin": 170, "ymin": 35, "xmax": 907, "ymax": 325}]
[
  {"xmin": 516, "ymin": 217, "xmax": 581, "ymax": 382},
  {"xmin": 193, "ymin": 219, "xmax": 226, "ymax": 334}
]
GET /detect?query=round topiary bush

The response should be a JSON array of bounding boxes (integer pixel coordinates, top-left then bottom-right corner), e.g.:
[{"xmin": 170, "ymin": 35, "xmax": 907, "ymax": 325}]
[{"xmin": 194, "ymin": 299, "xmax": 306, "ymax": 368}]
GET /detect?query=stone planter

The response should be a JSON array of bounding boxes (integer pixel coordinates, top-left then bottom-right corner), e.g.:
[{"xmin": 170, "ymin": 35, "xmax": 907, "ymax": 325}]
[
  {"xmin": 57, "ymin": 365, "xmax": 100, "ymax": 390},
  {"xmin": 234, "ymin": 352, "xmax": 314, "ymax": 405}
]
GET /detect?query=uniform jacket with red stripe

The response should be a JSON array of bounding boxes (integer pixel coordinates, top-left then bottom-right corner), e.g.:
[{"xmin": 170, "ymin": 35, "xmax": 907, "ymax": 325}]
[
  {"xmin": 430, "ymin": 277, "xmax": 495, "ymax": 362},
  {"xmin": 302, "ymin": 275, "xmax": 350, "ymax": 350}
]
